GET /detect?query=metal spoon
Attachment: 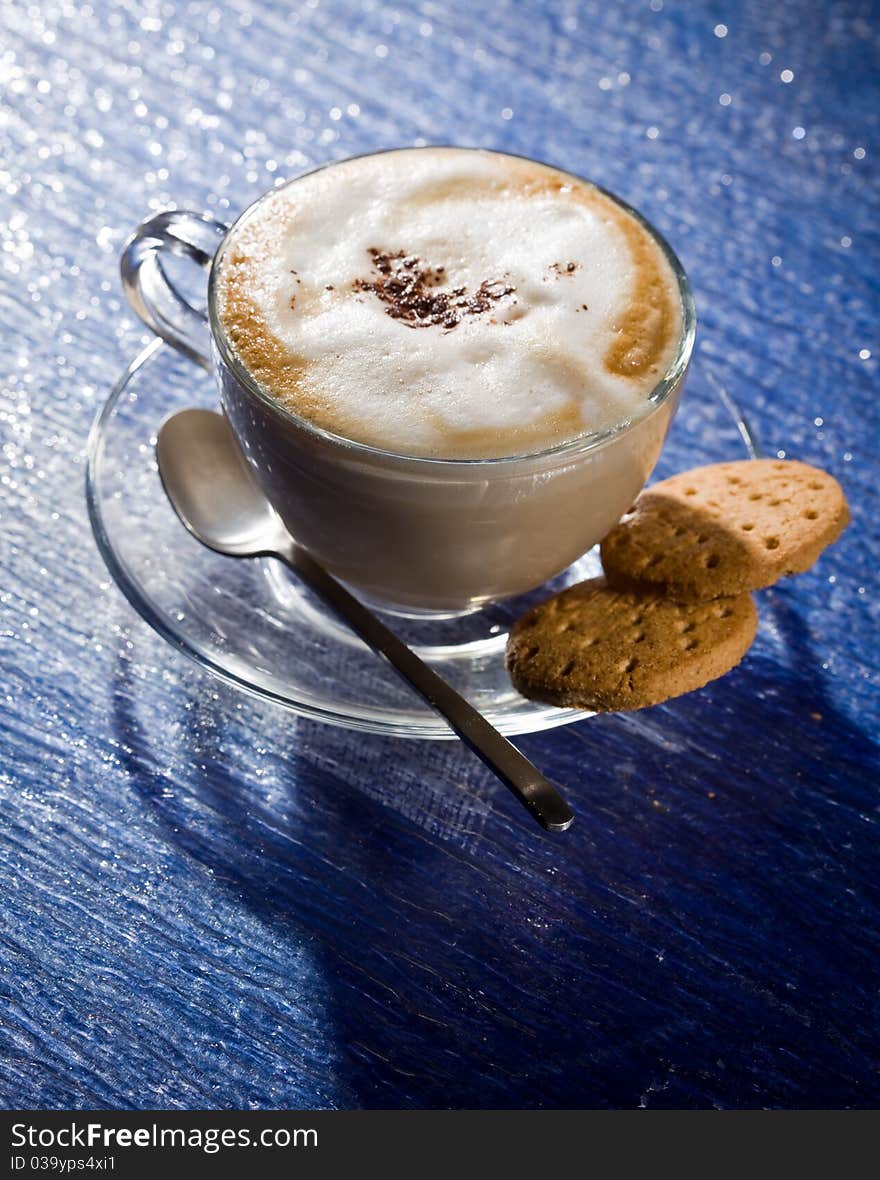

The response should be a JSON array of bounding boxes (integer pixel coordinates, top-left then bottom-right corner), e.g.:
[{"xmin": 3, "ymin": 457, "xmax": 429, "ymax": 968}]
[{"xmin": 156, "ymin": 408, "xmax": 574, "ymax": 833}]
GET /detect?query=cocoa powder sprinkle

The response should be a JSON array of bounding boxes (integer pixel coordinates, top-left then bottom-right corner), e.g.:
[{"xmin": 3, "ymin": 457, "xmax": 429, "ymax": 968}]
[
  {"xmin": 550, "ymin": 260, "xmax": 580, "ymax": 276},
  {"xmin": 353, "ymin": 247, "xmax": 515, "ymax": 329}
]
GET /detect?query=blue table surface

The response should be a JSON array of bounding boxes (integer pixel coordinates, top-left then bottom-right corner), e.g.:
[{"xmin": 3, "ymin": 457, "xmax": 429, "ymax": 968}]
[{"xmin": 1, "ymin": 0, "xmax": 878, "ymax": 1110}]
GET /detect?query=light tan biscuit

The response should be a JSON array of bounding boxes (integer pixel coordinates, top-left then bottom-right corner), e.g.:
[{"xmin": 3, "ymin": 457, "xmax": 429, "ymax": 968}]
[
  {"xmin": 506, "ymin": 576, "xmax": 757, "ymax": 712},
  {"xmin": 600, "ymin": 459, "xmax": 850, "ymax": 601}
]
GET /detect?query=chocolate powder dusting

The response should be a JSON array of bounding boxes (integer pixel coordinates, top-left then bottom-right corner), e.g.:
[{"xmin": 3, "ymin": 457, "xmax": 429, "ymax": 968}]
[{"xmin": 354, "ymin": 247, "xmax": 515, "ymax": 329}]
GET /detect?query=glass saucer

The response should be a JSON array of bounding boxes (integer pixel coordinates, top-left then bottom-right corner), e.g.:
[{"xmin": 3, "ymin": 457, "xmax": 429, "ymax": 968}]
[{"xmin": 86, "ymin": 341, "xmax": 757, "ymax": 739}]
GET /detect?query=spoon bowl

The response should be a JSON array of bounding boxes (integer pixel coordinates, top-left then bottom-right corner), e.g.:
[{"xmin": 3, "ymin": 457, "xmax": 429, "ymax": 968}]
[{"xmin": 157, "ymin": 408, "xmax": 286, "ymax": 556}]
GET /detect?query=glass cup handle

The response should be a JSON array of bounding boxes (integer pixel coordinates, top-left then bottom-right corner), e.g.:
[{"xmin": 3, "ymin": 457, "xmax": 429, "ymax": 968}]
[{"xmin": 120, "ymin": 210, "xmax": 229, "ymax": 371}]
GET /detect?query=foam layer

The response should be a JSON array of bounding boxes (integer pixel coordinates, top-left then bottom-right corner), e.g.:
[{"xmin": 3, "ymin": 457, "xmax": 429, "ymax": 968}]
[{"xmin": 217, "ymin": 148, "xmax": 683, "ymax": 459}]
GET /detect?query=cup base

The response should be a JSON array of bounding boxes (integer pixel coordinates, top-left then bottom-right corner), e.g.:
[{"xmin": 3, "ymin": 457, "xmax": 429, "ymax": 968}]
[
  {"xmin": 354, "ymin": 595, "xmax": 486, "ymax": 623},
  {"xmin": 262, "ymin": 560, "xmax": 545, "ymax": 661}
]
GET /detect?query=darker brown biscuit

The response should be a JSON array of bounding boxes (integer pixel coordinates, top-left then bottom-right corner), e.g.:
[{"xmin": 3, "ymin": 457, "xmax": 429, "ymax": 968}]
[
  {"xmin": 600, "ymin": 459, "xmax": 850, "ymax": 601},
  {"xmin": 506, "ymin": 576, "xmax": 757, "ymax": 712}
]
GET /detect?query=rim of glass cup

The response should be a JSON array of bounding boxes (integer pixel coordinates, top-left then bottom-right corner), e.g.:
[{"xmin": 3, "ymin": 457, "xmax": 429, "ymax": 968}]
[{"xmin": 206, "ymin": 145, "xmax": 697, "ymax": 467}]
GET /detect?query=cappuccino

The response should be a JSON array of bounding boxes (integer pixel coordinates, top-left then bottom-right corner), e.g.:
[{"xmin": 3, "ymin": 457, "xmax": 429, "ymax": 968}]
[{"xmin": 217, "ymin": 148, "xmax": 682, "ymax": 459}]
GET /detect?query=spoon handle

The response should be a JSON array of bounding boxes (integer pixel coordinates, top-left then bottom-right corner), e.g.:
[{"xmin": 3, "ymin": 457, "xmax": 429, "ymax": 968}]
[{"xmin": 277, "ymin": 539, "xmax": 573, "ymax": 833}]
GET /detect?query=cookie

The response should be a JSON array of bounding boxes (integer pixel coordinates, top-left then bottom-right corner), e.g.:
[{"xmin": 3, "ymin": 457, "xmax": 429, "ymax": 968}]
[
  {"xmin": 506, "ymin": 576, "xmax": 757, "ymax": 712},
  {"xmin": 600, "ymin": 459, "xmax": 849, "ymax": 601}
]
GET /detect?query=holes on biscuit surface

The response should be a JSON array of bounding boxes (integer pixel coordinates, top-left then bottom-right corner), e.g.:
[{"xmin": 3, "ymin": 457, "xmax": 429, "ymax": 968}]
[
  {"xmin": 684, "ymin": 487, "xmax": 697, "ymax": 496},
  {"xmin": 673, "ymin": 525, "xmax": 687, "ymax": 537},
  {"xmin": 715, "ymin": 604, "xmax": 734, "ymax": 618},
  {"xmin": 560, "ymin": 659, "xmax": 576, "ymax": 677},
  {"xmin": 764, "ymin": 536, "xmax": 780, "ymax": 550},
  {"xmin": 748, "ymin": 492, "xmax": 762, "ymax": 501},
  {"xmin": 633, "ymin": 632, "xmax": 646, "ymax": 643},
  {"xmin": 728, "ymin": 475, "xmax": 741, "ymax": 485},
  {"xmin": 645, "ymin": 552, "xmax": 663, "ymax": 568},
  {"xmin": 622, "ymin": 657, "xmax": 638, "ymax": 674},
  {"xmin": 705, "ymin": 554, "xmax": 720, "ymax": 569},
  {"xmin": 525, "ymin": 644, "xmax": 540, "ymax": 659},
  {"xmin": 681, "ymin": 620, "xmax": 696, "ymax": 633},
  {"xmin": 804, "ymin": 509, "xmax": 818, "ymax": 520},
  {"xmin": 808, "ymin": 481, "xmax": 822, "ymax": 490},
  {"xmin": 682, "ymin": 638, "xmax": 699, "ymax": 651},
  {"xmin": 741, "ymin": 522, "xmax": 755, "ymax": 532},
  {"xmin": 696, "ymin": 533, "xmax": 709, "ymax": 544}
]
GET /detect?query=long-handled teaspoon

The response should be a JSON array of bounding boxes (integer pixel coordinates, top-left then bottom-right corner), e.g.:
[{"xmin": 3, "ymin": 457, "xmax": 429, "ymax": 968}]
[{"xmin": 156, "ymin": 409, "xmax": 574, "ymax": 833}]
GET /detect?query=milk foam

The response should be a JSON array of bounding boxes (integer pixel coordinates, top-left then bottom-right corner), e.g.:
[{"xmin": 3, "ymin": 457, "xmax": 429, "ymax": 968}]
[{"xmin": 217, "ymin": 148, "xmax": 683, "ymax": 459}]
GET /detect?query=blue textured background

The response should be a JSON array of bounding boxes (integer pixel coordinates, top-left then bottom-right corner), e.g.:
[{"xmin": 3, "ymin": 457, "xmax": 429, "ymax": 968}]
[{"xmin": 1, "ymin": 0, "xmax": 878, "ymax": 1109}]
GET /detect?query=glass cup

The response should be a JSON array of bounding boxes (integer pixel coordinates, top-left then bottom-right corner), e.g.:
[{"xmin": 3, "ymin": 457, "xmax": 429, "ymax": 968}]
[{"xmin": 121, "ymin": 149, "xmax": 695, "ymax": 616}]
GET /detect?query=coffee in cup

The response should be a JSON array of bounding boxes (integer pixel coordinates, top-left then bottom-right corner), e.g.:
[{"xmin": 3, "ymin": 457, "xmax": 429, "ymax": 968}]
[
  {"xmin": 216, "ymin": 147, "xmax": 682, "ymax": 461},
  {"xmin": 122, "ymin": 148, "xmax": 694, "ymax": 613}
]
